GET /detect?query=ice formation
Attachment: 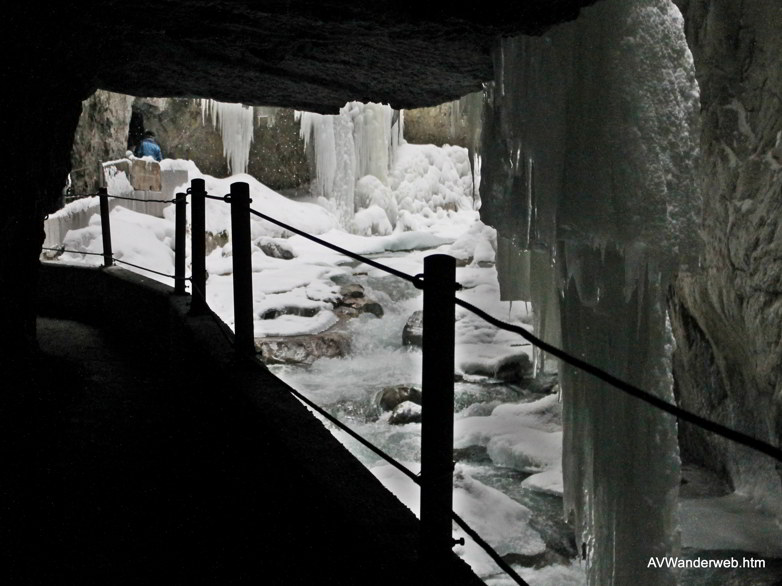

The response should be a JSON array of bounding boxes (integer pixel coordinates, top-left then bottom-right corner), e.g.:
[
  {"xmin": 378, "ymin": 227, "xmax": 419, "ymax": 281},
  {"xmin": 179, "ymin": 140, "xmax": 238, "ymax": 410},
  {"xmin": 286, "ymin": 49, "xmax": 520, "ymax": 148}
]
[
  {"xmin": 201, "ymin": 99, "xmax": 264, "ymax": 175},
  {"xmin": 445, "ymin": 91, "xmax": 484, "ymax": 203},
  {"xmin": 479, "ymin": 0, "xmax": 701, "ymax": 584},
  {"xmin": 296, "ymin": 102, "xmax": 403, "ymax": 229},
  {"xmin": 295, "ymin": 101, "xmax": 476, "ymax": 235}
]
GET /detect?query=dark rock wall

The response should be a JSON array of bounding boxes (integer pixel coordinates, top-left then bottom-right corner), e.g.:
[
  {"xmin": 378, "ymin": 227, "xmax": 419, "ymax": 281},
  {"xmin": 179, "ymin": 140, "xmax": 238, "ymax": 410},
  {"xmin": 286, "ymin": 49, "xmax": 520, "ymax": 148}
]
[{"xmin": 671, "ymin": 0, "xmax": 782, "ymax": 510}]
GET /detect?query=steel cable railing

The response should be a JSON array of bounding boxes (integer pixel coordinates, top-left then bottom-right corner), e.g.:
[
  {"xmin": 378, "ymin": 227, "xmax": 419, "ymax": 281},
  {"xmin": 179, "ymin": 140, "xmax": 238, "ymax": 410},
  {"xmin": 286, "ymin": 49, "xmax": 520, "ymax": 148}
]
[
  {"xmin": 453, "ymin": 298, "xmax": 782, "ymax": 463},
  {"xmin": 40, "ymin": 247, "xmax": 185, "ymax": 282},
  {"xmin": 48, "ymin": 179, "xmax": 781, "ymax": 586},
  {"xmin": 202, "ymin": 193, "xmax": 424, "ymax": 287}
]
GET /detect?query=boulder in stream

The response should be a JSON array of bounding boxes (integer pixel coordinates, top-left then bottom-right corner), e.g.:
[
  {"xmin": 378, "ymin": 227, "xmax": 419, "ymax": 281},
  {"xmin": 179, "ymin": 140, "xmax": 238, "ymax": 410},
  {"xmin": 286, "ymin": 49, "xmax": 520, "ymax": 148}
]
[
  {"xmin": 257, "ymin": 236, "xmax": 296, "ymax": 259},
  {"xmin": 388, "ymin": 401, "xmax": 422, "ymax": 425},
  {"xmin": 335, "ymin": 284, "xmax": 384, "ymax": 318},
  {"xmin": 376, "ymin": 385, "xmax": 422, "ymax": 412},
  {"xmin": 402, "ymin": 310, "xmax": 423, "ymax": 347},
  {"xmin": 257, "ymin": 331, "xmax": 350, "ymax": 364}
]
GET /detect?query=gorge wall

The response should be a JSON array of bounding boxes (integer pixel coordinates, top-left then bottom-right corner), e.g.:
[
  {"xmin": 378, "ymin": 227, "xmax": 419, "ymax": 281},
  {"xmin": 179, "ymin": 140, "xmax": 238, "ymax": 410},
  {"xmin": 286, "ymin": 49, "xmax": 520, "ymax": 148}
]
[
  {"xmin": 70, "ymin": 95, "xmax": 311, "ymax": 194},
  {"xmin": 670, "ymin": 0, "xmax": 782, "ymax": 514},
  {"xmin": 70, "ymin": 93, "xmax": 475, "ymax": 196}
]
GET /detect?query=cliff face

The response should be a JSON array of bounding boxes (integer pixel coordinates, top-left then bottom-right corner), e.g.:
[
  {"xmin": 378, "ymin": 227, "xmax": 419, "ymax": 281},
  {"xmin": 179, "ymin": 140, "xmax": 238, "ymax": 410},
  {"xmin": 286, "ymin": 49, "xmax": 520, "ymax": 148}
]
[
  {"xmin": 671, "ymin": 0, "xmax": 782, "ymax": 513},
  {"xmin": 71, "ymin": 96, "xmax": 311, "ymax": 193},
  {"xmin": 69, "ymin": 91, "xmax": 134, "ymax": 194},
  {"xmin": 70, "ymin": 92, "xmax": 484, "ymax": 195}
]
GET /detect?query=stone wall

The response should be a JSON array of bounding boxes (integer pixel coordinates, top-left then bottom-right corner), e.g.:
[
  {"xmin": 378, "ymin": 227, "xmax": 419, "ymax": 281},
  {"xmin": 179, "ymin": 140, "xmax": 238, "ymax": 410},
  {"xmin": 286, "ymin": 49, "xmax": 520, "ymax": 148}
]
[
  {"xmin": 404, "ymin": 101, "xmax": 467, "ymax": 146},
  {"xmin": 671, "ymin": 0, "xmax": 782, "ymax": 513}
]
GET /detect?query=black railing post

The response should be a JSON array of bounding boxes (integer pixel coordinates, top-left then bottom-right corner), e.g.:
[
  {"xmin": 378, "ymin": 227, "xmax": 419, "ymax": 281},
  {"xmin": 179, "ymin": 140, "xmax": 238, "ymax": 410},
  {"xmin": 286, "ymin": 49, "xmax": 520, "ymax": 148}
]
[
  {"xmin": 229, "ymin": 181, "xmax": 255, "ymax": 356},
  {"xmin": 420, "ymin": 253, "xmax": 456, "ymax": 573},
  {"xmin": 174, "ymin": 191, "xmax": 187, "ymax": 294},
  {"xmin": 190, "ymin": 178, "xmax": 207, "ymax": 313},
  {"xmin": 98, "ymin": 187, "xmax": 113, "ymax": 267}
]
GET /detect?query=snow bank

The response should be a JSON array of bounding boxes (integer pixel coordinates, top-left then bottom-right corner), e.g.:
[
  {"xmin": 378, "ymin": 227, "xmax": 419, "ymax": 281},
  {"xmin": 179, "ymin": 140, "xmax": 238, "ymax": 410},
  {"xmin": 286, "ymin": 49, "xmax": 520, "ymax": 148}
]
[
  {"xmin": 60, "ymin": 206, "xmax": 176, "ymax": 284},
  {"xmin": 254, "ymin": 309, "xmax": 338, "ymax": 337},
  {"xmin": 455, "ymin": 394, "xmax": 563, "ymax": 493},
  {"xmin": 370, "ymin": 463, "xmax": 547, "ymax": 579}
]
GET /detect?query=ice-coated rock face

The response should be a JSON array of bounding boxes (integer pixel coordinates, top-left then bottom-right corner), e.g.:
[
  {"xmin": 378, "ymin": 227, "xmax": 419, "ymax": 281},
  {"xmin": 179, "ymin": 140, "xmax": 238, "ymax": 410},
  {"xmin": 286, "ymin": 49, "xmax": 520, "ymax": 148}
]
[
  {"xmin": 479, "ymin": 0, "xmax": 700, "ymax": 584},
  {"xmin": 670, "ymin": 0, "xmax": 782, "ymax": 519},
  {"xmin": 69, "ymin": 91, "xmax": 134, "ymax": 194},
  {"xmin": 71, "ymin": 96, "xmax": 312, "ymax": 193}
]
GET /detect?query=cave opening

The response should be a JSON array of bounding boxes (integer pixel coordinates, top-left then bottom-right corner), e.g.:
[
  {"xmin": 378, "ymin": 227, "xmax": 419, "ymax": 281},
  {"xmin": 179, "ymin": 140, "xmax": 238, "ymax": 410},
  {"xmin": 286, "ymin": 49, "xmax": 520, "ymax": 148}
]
[{"xmin": 4, "ymin": 0, "xmax": 782, "ymax": 584}]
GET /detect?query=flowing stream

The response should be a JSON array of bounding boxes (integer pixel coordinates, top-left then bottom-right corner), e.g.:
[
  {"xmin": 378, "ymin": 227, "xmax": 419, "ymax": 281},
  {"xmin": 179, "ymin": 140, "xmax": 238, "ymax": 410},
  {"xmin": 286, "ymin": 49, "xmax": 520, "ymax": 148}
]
[{"xmin": 269, "ymin": 251, "xmax": 585, "ymax": 585}]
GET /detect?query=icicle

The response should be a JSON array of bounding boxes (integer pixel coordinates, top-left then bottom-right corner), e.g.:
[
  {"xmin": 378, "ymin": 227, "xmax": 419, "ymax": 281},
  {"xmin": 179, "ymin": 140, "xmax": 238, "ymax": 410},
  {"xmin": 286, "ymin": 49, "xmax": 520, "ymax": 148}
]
[
  {"xmin": 200, "ymin": 99, "xmax": 255, "ymax": 175},
  {"xmin": 296, "ymin": 101, "xmax": 403, "ymax": 231},
  {"xmin": 525, "ymin": 157, "xmax": 534, "ymax": 247}
]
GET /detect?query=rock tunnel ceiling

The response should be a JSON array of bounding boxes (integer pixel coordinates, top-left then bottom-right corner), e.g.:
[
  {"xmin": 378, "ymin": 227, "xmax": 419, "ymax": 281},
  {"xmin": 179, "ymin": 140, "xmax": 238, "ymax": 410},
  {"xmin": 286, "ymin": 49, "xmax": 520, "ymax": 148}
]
[{"xmin": 66, "ymin": 0, "xmax": 600, "ymax": 111}]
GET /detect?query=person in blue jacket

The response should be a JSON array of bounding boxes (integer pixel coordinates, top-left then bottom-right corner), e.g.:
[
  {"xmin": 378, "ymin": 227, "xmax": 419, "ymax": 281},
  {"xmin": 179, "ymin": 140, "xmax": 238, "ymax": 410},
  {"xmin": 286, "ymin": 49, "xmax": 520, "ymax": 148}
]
[{"xmin": 134, "ymin": 130, "xmax": 163, "ymax": 161}]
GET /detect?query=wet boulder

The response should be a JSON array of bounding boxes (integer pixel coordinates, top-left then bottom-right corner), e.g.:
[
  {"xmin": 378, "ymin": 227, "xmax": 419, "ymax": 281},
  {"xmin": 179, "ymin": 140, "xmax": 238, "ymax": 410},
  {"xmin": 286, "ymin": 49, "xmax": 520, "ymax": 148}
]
[
  {"xmin": 257, "ymin": 236, "xmax": 295, "ymax": 259},
  {"xmin": 376, "ymin": 385, "xmax": 422, "ymax": 412},
  {"xmin": 257, "ymin": 331, "xmax": 350, "ymax": 365},
  {"xmin": 334, "ymin": 284, "xmax": 384, "ymax": 318},
  {"xmin": 402, "ymin": 310, "xmax": 423, "ymax": 347},
  {"xmin": 388, "ymin": 401, "xmax": 422, "ymax": 425},
  {"xmin": 458, "ymin": 349, "xmax": 533, "ymax": 383}
]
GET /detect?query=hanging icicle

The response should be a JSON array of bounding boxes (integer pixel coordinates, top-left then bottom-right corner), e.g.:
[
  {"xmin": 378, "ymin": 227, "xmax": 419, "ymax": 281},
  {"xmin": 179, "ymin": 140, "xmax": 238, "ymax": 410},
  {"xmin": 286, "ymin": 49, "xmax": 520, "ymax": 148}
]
[
  {"xmin": 200, "ymin": 99, "xmax": 255, "ymax": 175},
  {"xmin": 295, "ymin": 102, "xmax": 404, "ymax": 230}
]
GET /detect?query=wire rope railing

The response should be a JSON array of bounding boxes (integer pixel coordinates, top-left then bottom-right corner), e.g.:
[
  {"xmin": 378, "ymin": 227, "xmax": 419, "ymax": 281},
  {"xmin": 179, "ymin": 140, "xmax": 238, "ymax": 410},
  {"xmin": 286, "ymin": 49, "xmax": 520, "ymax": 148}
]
[
  {"xmin": 48, "ymin": 178, "xmax": 782, "ymax": 586},
  {"xmin": 40, "ymin": 247, "xmax": 185, "ymax": 281}
]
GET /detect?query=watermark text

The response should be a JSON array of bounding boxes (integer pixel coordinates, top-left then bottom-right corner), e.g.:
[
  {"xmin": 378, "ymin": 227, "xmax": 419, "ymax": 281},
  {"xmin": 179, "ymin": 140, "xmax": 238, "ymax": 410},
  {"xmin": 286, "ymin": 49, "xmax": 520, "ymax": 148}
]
[{"xmin": 648, "ymin": 556, "xmax": 766, "ymax": 569}]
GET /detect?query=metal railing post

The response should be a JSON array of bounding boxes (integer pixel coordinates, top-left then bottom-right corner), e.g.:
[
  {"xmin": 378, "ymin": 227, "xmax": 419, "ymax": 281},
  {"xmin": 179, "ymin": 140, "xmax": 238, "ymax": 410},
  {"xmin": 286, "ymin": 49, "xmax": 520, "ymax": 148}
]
[
  {"xmin": 420, "ymin": 253, "xmax": 456, "ymax": 572},
  {"xmin": 98, "ymin": 187, "xmax": 113, "ymax": 267},
  {"xmin": 190, "ymin": 178, "xmax": 207, "ymax": 314},
  {"xmin": 229, "ymin": 181, "xmax": 255, "ymax": 356},
  {"xmin": 174, "ymin": 191, "xmax": 187, "ymax": 294}
]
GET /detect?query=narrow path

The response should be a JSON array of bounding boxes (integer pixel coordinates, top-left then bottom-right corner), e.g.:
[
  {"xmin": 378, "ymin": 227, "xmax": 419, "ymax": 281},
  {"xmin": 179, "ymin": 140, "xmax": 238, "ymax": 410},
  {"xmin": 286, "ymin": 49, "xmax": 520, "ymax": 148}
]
[{"xmin": 2, "ymin": 317, "xmax": 482, "ymax": 585}]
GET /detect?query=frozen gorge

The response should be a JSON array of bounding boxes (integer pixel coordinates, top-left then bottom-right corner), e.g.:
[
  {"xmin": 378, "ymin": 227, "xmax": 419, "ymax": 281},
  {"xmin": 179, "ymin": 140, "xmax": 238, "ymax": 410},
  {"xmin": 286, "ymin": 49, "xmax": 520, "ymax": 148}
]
[{"xmin": 42, "ymin": 0, "xmax": 782, "ymax": 584}]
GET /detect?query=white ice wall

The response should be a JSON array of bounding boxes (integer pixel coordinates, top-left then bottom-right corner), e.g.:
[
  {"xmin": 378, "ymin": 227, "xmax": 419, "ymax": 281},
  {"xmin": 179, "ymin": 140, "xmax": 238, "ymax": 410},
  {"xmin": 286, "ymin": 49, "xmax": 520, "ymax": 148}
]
[
  {"xmin": 296, "ymin": 102, "xmax": 403, "ymax": 230},
  {"xmin": 479, "ymin": 1, "xmax": 700, "ymax": 584}
]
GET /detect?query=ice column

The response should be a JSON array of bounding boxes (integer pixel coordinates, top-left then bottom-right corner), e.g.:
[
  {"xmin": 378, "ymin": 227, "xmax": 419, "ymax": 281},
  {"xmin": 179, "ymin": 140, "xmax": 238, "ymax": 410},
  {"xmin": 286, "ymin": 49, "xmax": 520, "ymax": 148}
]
[
  {"xmin": 296, "ymin": 102, "xmax": 403, "ymax": 230},
  {"xmin": 479, "ymin": 1, "xmax": 700, "ymax": 584},
  {"xmin": 200, "ymin": 99, "xmax": 255, "ymax": 175}
]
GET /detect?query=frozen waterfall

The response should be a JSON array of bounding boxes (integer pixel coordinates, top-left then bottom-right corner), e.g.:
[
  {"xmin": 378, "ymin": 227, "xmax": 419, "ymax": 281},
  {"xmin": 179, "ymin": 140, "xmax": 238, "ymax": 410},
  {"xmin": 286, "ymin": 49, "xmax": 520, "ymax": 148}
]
[
  {"xmin": 296, "ymin": 102, "xmax": 403, "ymax": 229},
  {"xmin": 479, "ymin": 0, "xmax": 701, "ymax": 584},
  {"xmin": 200, "ymin": 99, "xmax": 279, "ymax": 175}
]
